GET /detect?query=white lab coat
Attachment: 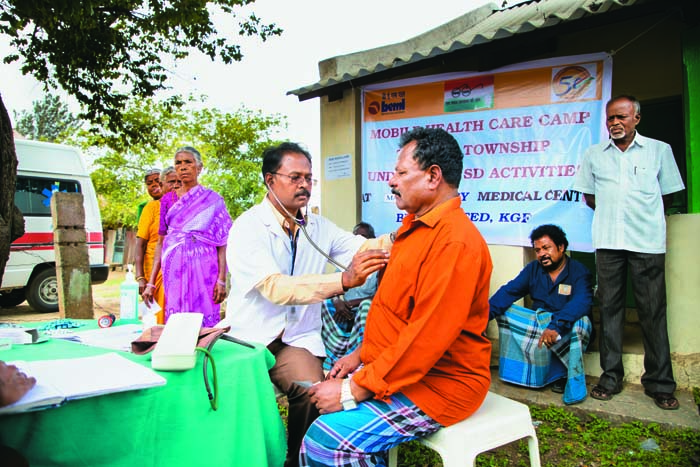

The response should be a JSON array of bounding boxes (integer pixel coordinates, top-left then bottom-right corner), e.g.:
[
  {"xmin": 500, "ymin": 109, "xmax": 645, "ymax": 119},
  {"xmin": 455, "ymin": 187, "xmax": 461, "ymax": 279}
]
[{"xmin": 221, "ymin": 199, "xmax": 364, "ymax": 356}]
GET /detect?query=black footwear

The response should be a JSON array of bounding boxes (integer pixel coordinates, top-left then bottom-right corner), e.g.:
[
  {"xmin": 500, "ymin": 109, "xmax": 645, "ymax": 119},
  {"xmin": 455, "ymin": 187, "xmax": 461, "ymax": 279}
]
[
  {"xmin": 644, "ymin": 389, "xmax": 680, "ymax": 410},
  {"xmin": 590, "ymin": 384, "xmax": 621, "ymax": 401},
  {"xmin": 550, "ymin": 378, "xmax": 566, "ymax": 394}
]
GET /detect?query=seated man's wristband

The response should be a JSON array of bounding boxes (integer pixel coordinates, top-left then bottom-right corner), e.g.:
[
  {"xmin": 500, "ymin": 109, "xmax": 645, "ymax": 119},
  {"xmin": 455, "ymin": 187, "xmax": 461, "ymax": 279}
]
[{"xmin": 340, "ymin": 378, "xmax": 358, "ymax": 411}]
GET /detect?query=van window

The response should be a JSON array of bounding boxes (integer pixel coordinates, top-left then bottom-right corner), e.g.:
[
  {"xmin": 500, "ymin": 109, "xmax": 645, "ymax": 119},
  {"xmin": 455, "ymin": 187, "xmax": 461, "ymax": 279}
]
[{"xmin": 15, "ymin": 176, "xmax": 82, "ymax": 216}]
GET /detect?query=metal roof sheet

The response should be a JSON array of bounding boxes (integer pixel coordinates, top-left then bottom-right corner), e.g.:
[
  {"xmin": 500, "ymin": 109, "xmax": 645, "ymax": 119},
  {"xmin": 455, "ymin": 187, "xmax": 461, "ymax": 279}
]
[{"xmin": 288, "ymin": 0, "xmax": 640, "ymax": 99}]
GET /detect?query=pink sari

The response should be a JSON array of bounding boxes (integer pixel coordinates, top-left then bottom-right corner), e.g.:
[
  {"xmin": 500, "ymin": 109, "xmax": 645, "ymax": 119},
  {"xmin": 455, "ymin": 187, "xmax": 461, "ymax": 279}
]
[{"xmin": 159, "ymin": 185, "xmax": 232, "ymax": 326}]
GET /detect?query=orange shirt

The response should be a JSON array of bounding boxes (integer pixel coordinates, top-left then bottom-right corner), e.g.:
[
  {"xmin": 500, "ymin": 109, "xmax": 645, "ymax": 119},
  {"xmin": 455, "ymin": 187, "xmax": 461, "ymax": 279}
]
[{"xmin": 353, "ymin": 196, "xmax": 492, "ymax": 426}]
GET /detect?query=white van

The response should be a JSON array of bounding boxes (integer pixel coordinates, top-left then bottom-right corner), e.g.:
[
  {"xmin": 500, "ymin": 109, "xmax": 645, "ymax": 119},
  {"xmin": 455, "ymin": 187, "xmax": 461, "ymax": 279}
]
[{"xmin": 0, "ymin": 139, "xmax": 109, "ymax": 312}]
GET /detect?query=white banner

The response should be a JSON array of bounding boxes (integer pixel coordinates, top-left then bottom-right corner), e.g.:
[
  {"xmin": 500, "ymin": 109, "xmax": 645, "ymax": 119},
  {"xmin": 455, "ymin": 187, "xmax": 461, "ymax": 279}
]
[{"xmin": 360, "ymin": 54, "xmax": 612, "ymax": 252}]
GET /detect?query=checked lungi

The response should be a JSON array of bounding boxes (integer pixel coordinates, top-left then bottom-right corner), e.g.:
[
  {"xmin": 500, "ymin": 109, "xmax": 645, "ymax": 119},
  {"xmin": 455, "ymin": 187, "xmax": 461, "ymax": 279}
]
[
  {"xmin": 496, "ymin": 304, "xmax": 592, "ymax": 404},
  {"xmin": 300, "ymin": 393, "xmax": 442, "ymax": 467},
  {"xmin": 321, "ymin": 299, "xmax": 371, "ymax": 370}
]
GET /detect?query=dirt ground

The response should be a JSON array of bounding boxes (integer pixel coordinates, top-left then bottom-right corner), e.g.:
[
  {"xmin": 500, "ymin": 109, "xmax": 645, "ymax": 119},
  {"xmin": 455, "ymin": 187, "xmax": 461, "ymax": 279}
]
[{"xmin": 0, "ymin": 269, "xmax": 124, "ymax": 324}]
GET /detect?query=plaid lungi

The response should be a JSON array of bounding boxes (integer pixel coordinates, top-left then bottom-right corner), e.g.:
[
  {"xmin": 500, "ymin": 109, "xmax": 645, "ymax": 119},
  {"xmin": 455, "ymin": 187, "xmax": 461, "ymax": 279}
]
[
  {"xmin": 496, "ymin": 304, "xmax": 592, "ymax": 404},
  {"xmin": 300, "ymin": 392, "xmax": 442, "ymax": 467},
  {"xmin": 321, "ymin": 299, "xmax": 370, "ymax": 370}
]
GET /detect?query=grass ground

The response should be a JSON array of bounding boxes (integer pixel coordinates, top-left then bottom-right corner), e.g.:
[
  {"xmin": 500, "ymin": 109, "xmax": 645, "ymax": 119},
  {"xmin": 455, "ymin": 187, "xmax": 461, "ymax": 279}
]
[{"xmin": 95, "ymin": 270, "xmax": 124, "ymax": 301}]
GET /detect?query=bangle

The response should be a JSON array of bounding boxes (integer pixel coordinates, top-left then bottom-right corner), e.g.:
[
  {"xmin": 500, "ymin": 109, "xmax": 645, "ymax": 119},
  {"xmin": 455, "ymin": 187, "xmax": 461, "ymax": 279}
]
[
  {"xmin": 136, "ymin": 276, "xmax": 146, "ymax": 282},
  {"xmin": 216, "ymin": 279, "xmax": 226, "ymax": 287},
  {"xmin": 146, "ymin": 283, "xmax": 156, "ymax": 290}
]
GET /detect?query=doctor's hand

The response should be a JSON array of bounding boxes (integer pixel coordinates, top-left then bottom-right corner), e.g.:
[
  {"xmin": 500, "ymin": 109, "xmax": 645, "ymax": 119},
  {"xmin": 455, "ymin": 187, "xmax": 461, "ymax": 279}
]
[{"xmin": 342, "ymin": 249, "xmax": 389, "ymax": 290}]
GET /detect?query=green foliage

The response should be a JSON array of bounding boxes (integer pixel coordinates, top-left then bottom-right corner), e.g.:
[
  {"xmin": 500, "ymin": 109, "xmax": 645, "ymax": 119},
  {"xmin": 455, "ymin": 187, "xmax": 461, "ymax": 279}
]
[
  {"xmin": 72, "ymin": 96, "xmax": 285, "ymax": 229},
  {"xmin": 397, "ymin": 440, "xmax": 444, "ymax": 467},
  {"xmin": 198, "ymin": 107, "xmax": 284, "ymax": 219},
  {"xmin": 0, "ymin": 0, "xmax": 282, "ymax": 143},
  {"xmin": 12, "ymin": 93, "xmax": 80, "ymax": 142},
  {"xmin": 277, "ymin": 401, "xmax": 288, "ymax": 429}
]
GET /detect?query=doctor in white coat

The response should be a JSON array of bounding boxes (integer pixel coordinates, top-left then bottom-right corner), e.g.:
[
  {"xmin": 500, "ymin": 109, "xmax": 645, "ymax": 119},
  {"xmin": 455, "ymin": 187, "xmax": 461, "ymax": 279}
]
[{"xmin": 221, "ymin": 142, "xmax": 389, "ymax": 467}]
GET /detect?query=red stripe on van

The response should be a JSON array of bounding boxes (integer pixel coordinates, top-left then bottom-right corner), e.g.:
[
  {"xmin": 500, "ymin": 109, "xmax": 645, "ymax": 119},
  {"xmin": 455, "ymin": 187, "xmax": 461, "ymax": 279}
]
[
  {"xmin": 11, "ymin": 231, "xmax": 104, "ymax": 246},
  {"xmin": 11, "ymin": 232, "xmax": 53, "ymax": 245}
]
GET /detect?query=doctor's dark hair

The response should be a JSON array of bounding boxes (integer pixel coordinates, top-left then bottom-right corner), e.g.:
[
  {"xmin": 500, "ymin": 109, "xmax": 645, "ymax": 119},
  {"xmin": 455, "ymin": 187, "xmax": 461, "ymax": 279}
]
[
  {"xmin": 529, "ymin": 224, "xmax": 568, "ymax": 252},
  {"xmin": 261, "ymin": 142, "xmax": 312, "ymax": 177},
  {"xmin": 398, "ymin": 127, "xmax": 463, "ymax": 188}
]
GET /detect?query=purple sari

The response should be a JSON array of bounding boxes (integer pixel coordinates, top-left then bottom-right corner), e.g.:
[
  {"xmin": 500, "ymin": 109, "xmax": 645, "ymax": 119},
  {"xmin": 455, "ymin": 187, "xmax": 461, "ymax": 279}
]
[{"xmin": 159, "ymin": 185, "xmax": 232, "ymax": 327}]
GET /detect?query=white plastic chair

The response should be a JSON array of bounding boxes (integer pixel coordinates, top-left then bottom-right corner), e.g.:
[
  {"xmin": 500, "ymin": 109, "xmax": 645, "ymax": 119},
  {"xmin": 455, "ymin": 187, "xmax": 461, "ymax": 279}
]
[{"xmin": 388, "ymin": 391, "xmax": 541, "ymax": 467}]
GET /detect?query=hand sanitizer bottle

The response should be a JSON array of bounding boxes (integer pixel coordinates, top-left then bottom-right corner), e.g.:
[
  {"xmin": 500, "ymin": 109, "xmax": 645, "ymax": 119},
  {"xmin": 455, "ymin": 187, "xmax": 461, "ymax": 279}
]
[{"xmin": 119, "ymin": 265, "xmax": 139, "ymax": 320}]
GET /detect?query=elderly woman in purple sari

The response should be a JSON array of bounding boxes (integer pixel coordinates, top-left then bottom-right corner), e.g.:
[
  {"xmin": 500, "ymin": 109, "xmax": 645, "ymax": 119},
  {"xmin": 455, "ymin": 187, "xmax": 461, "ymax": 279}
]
[{"xmin": 143, "ymin": 146, "xmax": 232, "ymax": 327}]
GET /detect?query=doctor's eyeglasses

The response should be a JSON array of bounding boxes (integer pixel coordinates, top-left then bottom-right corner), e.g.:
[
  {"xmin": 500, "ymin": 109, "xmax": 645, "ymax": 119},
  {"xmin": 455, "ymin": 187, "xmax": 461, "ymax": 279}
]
[{"xmin": 271, "ymin": 172, "xmax": 317, "ymax": 186}]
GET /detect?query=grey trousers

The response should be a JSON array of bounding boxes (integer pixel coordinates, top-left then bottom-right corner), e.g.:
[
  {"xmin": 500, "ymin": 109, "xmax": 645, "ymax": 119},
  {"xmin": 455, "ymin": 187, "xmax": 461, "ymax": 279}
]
[
  {"xmin": 267, "ymin": 338, "xmax": 325, "ymax": 467},
  {"xmin": 595, "ymin": 249, "xmax": 676, "ymax": 394}
]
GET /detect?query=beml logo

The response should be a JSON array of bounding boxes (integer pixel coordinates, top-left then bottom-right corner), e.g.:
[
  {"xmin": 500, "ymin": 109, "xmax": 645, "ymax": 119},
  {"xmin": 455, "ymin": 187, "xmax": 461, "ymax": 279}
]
[
  {"xmin": 368, "ymin": 101, "xmax": 381, "ymax": 115},
  {"xmin": 381, "ymin": 99, "xmax": 405, "ymax": 113}
]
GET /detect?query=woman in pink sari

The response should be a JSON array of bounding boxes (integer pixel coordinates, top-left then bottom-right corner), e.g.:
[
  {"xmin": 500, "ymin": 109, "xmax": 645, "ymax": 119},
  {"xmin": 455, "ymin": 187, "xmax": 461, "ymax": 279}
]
[{"xmin": 143, "ymin": 147, "xmax": 232, "ymax": 327}]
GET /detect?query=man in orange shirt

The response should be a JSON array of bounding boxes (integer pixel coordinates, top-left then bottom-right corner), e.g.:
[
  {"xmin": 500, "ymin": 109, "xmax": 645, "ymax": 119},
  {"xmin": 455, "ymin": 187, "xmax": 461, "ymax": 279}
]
[{"xmin": 301, "ymin": 127, "xmax": 493, "ymax": 466}]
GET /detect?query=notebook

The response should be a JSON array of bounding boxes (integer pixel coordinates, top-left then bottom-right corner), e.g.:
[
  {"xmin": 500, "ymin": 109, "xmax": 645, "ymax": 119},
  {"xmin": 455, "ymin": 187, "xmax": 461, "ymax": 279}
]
[{"xmin": 0, "ymin": 352, "xmax": 167, "ymax": 415}]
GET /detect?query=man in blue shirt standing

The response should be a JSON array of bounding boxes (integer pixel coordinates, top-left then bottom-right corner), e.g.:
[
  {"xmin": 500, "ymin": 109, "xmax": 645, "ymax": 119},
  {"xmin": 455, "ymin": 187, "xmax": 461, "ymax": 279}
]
[{"xmin": 489, "ymin": 224, "xmax": 593, "ymax": 404}]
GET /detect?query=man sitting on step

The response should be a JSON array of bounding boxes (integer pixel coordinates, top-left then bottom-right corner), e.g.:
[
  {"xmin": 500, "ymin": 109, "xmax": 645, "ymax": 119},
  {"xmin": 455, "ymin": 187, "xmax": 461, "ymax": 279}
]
[{"xmin": 489, "ymin": 224, "xmax": 594, "ymax": 405}]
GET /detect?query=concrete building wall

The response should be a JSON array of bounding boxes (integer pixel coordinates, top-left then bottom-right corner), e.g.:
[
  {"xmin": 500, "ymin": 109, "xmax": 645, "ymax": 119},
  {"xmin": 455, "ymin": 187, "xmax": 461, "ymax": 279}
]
[
  {"xmin": 317, "ymin": 12, "xmax": 699, "ymax": 388},
  {"xmin": 319, "ymin": 88, "xmax": 362, "ymax": 232}
]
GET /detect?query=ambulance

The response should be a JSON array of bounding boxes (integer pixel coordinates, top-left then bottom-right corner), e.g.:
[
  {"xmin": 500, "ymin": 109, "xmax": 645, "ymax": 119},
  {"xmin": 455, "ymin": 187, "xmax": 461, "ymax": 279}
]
[{"xmin": 0, "ymin": 139, "xmax": 109, "ymax": 312}]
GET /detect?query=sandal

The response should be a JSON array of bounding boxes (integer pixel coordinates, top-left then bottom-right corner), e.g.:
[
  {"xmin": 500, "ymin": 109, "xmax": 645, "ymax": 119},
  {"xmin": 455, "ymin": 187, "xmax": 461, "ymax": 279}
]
[
  {"xmin": 644, "ymin": 390, "xmax": 680, "ymax": 410},
  {"xmin": 590, "ymin": 384, "xmax": 620, "ymax": 401},
  {"xmin": 550, "ymin": 378, "xmax": 566, "ymax": 394}
]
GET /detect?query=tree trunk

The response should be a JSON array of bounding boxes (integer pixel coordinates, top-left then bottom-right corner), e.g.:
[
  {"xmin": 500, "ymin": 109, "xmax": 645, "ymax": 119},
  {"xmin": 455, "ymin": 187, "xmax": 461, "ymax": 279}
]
[{"xmin": 0, "ymin": 93, "xmax": 24, "ymax": 287}]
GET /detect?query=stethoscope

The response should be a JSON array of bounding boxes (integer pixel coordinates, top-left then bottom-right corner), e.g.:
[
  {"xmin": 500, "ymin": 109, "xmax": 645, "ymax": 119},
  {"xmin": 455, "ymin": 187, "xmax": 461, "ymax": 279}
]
[{"xmin": 266, "ymin": 183, "xmax": 349, "ymax": 272}]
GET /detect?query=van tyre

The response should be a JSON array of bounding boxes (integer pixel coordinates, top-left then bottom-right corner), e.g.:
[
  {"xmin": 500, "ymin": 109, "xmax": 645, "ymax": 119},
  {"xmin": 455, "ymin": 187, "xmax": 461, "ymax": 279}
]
[
  {"xmin": 0, "ymin": 289, "xmax": 26, "ymax": 308},
  {"xmin": 26, "ymin": 269, "xmax": 59, "ymax": 313}
]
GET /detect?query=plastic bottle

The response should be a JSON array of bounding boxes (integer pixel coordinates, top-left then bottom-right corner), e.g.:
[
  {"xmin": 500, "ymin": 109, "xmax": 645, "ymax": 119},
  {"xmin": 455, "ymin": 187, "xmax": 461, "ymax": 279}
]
[{"xmin": 119, "ymin": 265, "xmax": 139, "ymax": 320}]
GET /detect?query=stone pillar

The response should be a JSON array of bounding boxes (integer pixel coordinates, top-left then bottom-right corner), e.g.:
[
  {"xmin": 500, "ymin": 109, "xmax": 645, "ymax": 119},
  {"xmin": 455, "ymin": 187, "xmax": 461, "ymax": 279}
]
[{"xmin": 51, "ymin": 192, "xmax": 94, "ymax": 319}]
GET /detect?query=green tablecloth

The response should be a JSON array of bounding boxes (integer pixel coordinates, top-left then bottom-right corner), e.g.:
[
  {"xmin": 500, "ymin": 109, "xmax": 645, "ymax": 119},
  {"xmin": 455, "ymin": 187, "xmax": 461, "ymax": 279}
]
[{"xmin": 0, "ymin": 321, "xmax": 286, "ymax": 467}]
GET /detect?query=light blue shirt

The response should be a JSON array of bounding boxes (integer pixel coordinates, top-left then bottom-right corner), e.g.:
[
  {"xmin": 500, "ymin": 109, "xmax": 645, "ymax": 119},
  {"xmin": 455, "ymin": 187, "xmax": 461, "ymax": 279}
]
[{"xmin": 573, "ymin": 132, "xmax": 684, "ymax": 253}]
